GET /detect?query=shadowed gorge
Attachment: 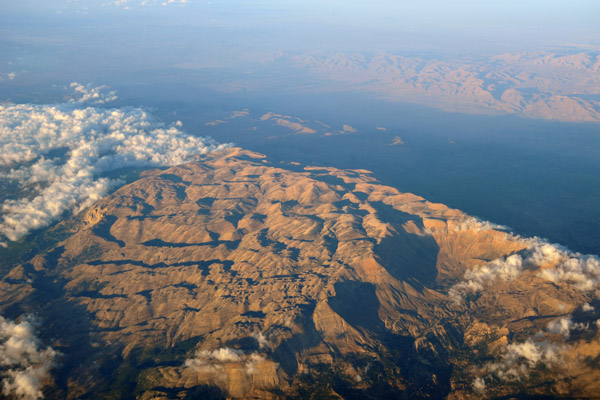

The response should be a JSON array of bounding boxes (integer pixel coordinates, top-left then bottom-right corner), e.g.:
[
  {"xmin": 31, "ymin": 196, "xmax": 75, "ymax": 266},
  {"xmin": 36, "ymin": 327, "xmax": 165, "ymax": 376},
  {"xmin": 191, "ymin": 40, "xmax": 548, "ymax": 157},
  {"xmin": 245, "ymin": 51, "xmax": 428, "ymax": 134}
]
[{"xmin": 329, "ymin": 281, "xmax": 383, "ymax": 332}]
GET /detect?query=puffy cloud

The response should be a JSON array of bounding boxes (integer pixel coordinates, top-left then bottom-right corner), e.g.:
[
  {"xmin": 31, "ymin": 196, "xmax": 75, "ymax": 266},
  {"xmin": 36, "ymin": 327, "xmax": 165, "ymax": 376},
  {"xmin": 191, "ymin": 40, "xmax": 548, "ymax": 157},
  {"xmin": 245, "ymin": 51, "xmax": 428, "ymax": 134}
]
[
  {"xmin": 0, "ymin": 98, "xmax": 229, "ymax": 241},
  {"xmin": 69, "ymin": 82, "xmax": 117, "ymax": 105},
  {"xmin": 450, "ymin": 239, "xmax": 600, "ymax": 302},
  {"xmin": 537, "ymin": 251, "xmax": 600, "ymax": 293},
  {"xmin": 582, "ymin": 303, "xmax": 594, "ymax": 312},
  {"xmin": 472, "ymin": 376, "xmax": 486, "ymax": 393},
  {"xmin": 449, "ymin": 254, "xmax": 523, "ymax": 303},
  {"xmin": 0, "ymin": 315, "xmax": 58, "ymax": 400},
  {"xmin": 161, "ymin": 0, "xmax": 189, "ymax": 5},
  {"xmin": 102, "ymin": 0, "xmax": 189, "ymax": 7},
  {"xmin": 250, "ymin": 332, "xmax": 270, "ymax": 349},
  {"xmin": 185, "ymin": 347, "xmax": 265, "ymax": 375},
  {"xmin": 244, "ymin": 353, "xmax": 266, "ymax": 375},
  {"xmin": 526, "ymin": 242, "xmax": 566, "ymax": 266},
  {"xmin": 198, "ymin": 348, "xmax": 243, "ymax": 363},
  {"xmin": 451, "ymin": 216, "xmax": 509, "ymax": 233},
  {"xmin": 546, "ymin": 317, "xmax": 588, "ymax": 338},
  {"xmin": 546, "ymin": 318, "xmax": 574, "ymax": 337},
  {"xmin": 473, "ymin": 315, "xmax": 591, "ymax": 393},
  {"xmin": 474, "ymin": 337, "xmax": 562, "ymax": 392},
  {"xmin": 488, "ymin": 339, "xmax": 561, "ymax": 381},
  {"xmin": 0, "ymin": 73, "xmax": 17, "ymax": 82},
  {"xmin": 184, "ymin": 347, "xmax": 242, "ymax": 373}
]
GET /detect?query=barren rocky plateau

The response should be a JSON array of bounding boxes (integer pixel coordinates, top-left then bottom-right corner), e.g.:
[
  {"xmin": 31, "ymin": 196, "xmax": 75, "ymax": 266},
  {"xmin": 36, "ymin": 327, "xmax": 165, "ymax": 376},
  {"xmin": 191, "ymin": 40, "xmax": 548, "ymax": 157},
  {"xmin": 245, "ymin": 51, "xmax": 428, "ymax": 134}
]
[{"xmin": 1, "ymin": 148, "xmax": 599, "ymax": 399}]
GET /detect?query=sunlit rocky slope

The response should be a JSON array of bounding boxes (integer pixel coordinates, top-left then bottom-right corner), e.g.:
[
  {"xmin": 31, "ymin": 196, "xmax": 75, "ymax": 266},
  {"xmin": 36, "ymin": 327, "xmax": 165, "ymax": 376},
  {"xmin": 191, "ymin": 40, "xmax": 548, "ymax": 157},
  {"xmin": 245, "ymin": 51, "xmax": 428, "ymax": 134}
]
[{"xmin": 1, "ymin": 148, "xmax": 599, "ymax": 399}]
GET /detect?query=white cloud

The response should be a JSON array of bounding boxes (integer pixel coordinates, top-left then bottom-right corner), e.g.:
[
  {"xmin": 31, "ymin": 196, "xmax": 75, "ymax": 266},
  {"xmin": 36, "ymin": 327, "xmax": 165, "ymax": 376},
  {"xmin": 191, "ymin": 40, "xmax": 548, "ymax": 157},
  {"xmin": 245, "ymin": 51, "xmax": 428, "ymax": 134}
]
[
  {"xmin": 546, "ymin": 317, "xmax": 588, "ymax": 338},
  {"xmin": 546, "ymin": 318, "xmax": 573, "ymax": 338},
  {"xmin": 250, "ymin": 332, "xmax": 270, "ymax": 349},
  {"xmin": 538, "ymin": 250, "xmax": 600, "ymax": 292},
  {"xmin": 526, "ymin": 242, "xmax": 566, "ymax": 266},
  {"xmin": 0, "ymin": 96, "xmax": 230, "ymax": 241},
  {"xmin": 474, "ymin": 314, "xmax": 591, "ymax": 393},
  {"xmin": 449, "ymin": 254, "xmax": 523, "ymax": 303},
  {"xmin": 451, "ymin": 216, "xmax": 509, "ymax": 233},
  {"xmin": 184, "ymin": 347, "xmax": 242, "ymax": 373},
  {"xmin": 472, "ymin": 376, "xmax": 486, "ymax": 393},
  {"xmin": 244, "ymin": 353, "xmax": 266, "ymax": 375},
  {"xmin": 582, "ymin": 303, "xmax": 594, "ymax": 312},
  {"xmin": 490, "ymin": 339, "xmax": 560, "ymax": 380},
  {"xmin": 450, "ymin": 239, "xmax": 600, "ymax": 302},
  {"xmin": 0, "ymin": 315, "xmax": 58, "ymax": 400},
  {"xmin": 103, "ymin": 0, "xmax": 189, "ymax": 7},
  {"xmin": 69, "ymin": 82, "xmax": 118, "ymax": 105},
  {"xmin": 185, "ymin": 347, "xmax": 266, "ymax": 375},
  {"xmin": 200, "ymin": 347, "xmax": 243, "ymax": 363},
  {"xmin": 0, "ymin": 72, "xmax": 17, "ymax": 82}
]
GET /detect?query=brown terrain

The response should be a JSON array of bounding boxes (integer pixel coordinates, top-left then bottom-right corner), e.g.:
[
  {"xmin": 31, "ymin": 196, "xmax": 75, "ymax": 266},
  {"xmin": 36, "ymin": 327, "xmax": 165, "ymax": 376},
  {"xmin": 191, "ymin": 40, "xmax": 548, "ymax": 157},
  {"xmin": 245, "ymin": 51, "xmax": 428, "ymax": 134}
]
[
  {"xmin": 1, "ymin": 148, "xmax": 600, "ymax": 399},
  {"xmin": 286, "ymin": 50, "xmax": 600, "ymax": 122},
  {"xmin": 181, "ymin": 49, "xmax": 600, "ymax": 123}
]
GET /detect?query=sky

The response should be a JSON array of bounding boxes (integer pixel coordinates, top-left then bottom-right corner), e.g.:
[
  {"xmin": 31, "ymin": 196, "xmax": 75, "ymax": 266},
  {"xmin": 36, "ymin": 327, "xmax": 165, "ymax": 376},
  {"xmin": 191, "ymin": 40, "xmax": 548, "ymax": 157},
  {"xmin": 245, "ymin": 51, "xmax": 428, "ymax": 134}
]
[
  {"xmin": 1, "ymin": 0, "xmax": 599, "ymax": 52},
  {"xmin": 1, "ymin": 0, "xmax": 598, "ymax": 93}
]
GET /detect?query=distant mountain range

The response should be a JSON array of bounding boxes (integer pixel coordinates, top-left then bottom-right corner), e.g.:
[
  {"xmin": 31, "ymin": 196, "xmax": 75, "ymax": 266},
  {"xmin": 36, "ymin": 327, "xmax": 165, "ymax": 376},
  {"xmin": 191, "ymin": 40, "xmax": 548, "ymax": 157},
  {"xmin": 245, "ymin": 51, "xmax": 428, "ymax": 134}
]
[
  {"xmin": 287, "ymin": 50, "xmax": 600, "ymax": 122},
  {"xmin": 178, "ymin": 48, "xmax": 600, "ymax": 123}
]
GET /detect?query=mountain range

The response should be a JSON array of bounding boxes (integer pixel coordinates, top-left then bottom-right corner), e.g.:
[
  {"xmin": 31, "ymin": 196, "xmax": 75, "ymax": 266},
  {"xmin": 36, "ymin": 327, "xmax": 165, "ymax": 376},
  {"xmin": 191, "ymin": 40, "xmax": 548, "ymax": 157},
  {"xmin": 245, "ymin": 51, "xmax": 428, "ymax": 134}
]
[{"xmin": 1, "ymin": 148, "xmax": 599, "ymax": 399}]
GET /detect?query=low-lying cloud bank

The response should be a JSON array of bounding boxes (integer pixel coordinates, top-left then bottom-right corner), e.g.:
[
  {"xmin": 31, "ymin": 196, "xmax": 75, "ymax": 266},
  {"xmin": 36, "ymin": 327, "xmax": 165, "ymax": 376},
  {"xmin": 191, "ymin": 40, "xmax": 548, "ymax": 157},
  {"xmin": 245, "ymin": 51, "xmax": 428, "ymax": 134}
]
[
  {"xmin": 0, "ymin": 84, "xmax": 229, "ymax": 242},
  {"xmin": 472, "ymin": 337, "xmax": 562, "ymax": 394},
  {"xmin": 0, "ymin": 315, "xmax": 58, "ymax": 400},
  {"xmin": 487, "ymin": 338, "xmax": 561, "ymax": 381},
  {"xmin": 447, "ymin": 217, "xmax": 600, "ymax": 394},
  {"xmin": 472, "ymin": 313, "xmax": 600, "ymax": 394},
  {"xmin": 450, "ymin": 241, "xmax": 600, "ymax": 303}
]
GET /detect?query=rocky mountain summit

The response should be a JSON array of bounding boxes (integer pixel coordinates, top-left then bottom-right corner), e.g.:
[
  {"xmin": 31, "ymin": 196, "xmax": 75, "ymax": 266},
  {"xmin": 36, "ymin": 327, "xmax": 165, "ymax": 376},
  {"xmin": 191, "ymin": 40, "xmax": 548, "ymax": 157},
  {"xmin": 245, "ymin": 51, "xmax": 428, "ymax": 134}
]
[{"xmin": 1, "ymin": 148, "xmax": 599, "ymax": 399}]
